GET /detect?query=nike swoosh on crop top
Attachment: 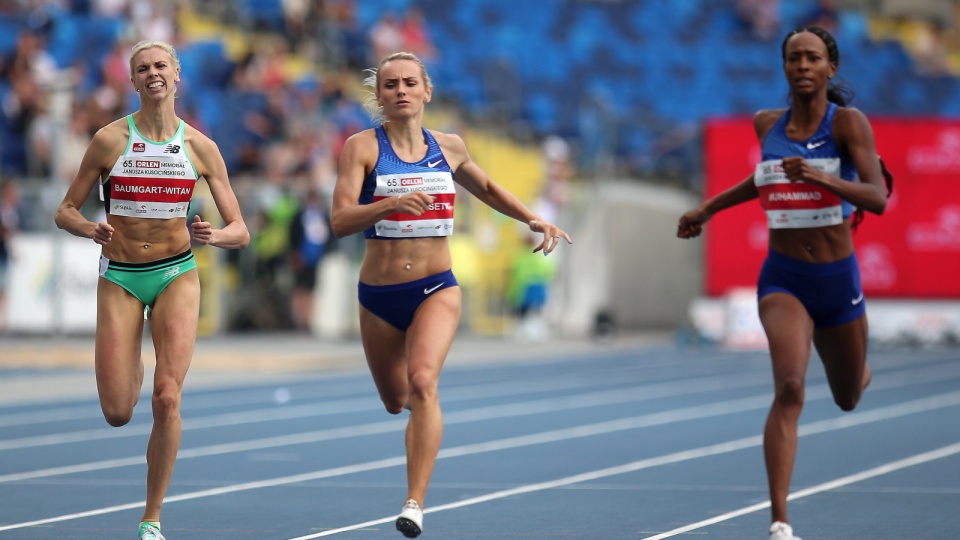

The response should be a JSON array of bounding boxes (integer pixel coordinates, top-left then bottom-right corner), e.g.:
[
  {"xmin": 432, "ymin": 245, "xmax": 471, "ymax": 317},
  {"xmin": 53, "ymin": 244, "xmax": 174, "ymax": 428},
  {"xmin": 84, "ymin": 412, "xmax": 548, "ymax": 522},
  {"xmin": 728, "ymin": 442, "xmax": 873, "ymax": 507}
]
[
  {"xmin": 359, "ymin": 125, "xmax": 456, "ymax": 239},
  {"xmin": 101, "ymin": 115, "xmax": 199, "ymax": 219},
  {"xmin": 754, "ymin": 102, "xmax": 857, "ymax": 229}
]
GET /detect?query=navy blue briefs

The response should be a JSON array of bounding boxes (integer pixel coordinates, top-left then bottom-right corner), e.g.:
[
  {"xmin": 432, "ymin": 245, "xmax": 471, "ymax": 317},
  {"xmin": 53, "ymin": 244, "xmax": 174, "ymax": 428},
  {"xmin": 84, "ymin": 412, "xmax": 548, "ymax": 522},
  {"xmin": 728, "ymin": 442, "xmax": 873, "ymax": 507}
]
[
  {"xmin": 757, "ymin": 249, "xmax": 865, "ymax": 328},
  {"xmin": 358, "ymin": 269, "xmax": 458, "ymax": 331}
]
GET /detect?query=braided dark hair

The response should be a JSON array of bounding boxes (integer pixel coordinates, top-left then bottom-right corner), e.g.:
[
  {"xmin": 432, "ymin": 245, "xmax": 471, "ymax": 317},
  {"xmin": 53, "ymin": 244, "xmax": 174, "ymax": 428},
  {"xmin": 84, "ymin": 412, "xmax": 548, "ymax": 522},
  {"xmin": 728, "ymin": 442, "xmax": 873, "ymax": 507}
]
[
  {"xmin": 782, "ymin": 26, "xmax": 892, "ymax": 231},
  {"xmin": 850, "ymin": 157, "xmax": 895, "ymax": 232}
]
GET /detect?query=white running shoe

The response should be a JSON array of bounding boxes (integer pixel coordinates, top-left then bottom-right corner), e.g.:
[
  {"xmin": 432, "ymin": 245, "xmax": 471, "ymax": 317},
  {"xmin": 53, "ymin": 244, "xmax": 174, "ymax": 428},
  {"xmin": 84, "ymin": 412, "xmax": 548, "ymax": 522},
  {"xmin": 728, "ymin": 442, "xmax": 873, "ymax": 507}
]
[
  {"xmin": 396, "ymin": 499, "xmax": 423, "ymax": 538},
  {"xmin": 139, "ymin": 523, "xmax": 166, "ymax": 540},
  {"xmin": 769, "ymin": 521, "xmax": 801, "ymax": 540}
]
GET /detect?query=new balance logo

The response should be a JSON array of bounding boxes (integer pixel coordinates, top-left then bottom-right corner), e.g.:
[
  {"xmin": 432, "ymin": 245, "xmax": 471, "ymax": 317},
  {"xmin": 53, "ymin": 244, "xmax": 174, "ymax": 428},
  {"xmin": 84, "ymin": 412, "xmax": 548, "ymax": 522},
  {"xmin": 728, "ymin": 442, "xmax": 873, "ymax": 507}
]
[{"xmin": 164, "ymin": 144, "xmax": 181, "ymax": 153}]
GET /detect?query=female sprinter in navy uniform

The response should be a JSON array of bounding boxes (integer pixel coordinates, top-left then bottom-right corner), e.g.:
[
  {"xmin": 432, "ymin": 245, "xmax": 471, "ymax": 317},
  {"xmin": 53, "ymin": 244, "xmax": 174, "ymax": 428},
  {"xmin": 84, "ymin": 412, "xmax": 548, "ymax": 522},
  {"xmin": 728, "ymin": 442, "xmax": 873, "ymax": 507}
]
[
  {"xmin": 55, "ymin": 40, "xmax": 249, "ymax": 540},
  {"xmin": 332, "ymin": 51, "xmax": 571, "ymax": 538},
  {"xmin": 677, "ymin": 27, "xmax": 891, "ymax": 540}
]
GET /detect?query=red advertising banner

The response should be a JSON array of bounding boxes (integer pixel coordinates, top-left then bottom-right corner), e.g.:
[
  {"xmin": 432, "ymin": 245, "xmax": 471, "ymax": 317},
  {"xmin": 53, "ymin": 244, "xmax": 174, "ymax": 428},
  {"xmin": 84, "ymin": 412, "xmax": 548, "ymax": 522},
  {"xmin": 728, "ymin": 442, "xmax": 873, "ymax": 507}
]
[{"xmin": 704, "ymin": 117, "xmax": 960, "ymax": 298}]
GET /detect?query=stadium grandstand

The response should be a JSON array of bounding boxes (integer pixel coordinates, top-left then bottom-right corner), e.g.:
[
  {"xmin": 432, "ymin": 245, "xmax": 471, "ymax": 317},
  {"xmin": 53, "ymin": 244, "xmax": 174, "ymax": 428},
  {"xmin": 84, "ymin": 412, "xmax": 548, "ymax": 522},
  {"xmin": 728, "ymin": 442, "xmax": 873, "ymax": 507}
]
[{"xmin": 1, "ymin": 0, "xmax": 958, "ymax": 344}]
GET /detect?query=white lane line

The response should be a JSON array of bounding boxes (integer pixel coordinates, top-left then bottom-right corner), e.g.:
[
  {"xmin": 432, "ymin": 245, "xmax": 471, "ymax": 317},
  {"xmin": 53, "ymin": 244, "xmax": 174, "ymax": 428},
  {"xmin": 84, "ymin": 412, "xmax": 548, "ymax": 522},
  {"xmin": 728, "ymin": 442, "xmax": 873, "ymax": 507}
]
[
  {"xmin": 2, "ymin": 352, "xmax": 955, "ymax": 443},
  {"xmin": 0, "ymin": 360, "xmax": 653, "ymax": 427},
  {"xmin": 639, "ymin": 441, "xmax": 960, "ymax": 540},
  {"xmin": 3, "ymin": 358, "xmax": 954, "ymax": 483},
  {"xmin": 0, "ymin": 348, "xmax": 952, "ymax": 428},
  {"xmin": 0, "ymin": 369, "xmax": 772, "ymax": 451},
  {"xmin": 0, "ymin": 375, "xmax": 772, "ymax": 483},
  {"xmin": 2, "ymin": 359, "xmax": 957, "ymax": 483},
  {"xmin": 283, "ymin": 391, "xmax": 960, "ymax": 539},
  {"xmin": 0, "ymin": 378, "xmax": 378, "ymax": 428},
  {"xmin": 2, "ymin": 389, "xmax": 958, "ymax": 533}
]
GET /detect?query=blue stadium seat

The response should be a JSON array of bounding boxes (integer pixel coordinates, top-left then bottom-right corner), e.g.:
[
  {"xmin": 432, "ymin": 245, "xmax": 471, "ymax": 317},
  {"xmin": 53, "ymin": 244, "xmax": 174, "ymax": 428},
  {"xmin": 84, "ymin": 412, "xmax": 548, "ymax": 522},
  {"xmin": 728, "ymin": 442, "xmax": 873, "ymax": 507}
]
[{"xmin": 0, "ymin": 15, "xmax": 23, "ymax": 57}]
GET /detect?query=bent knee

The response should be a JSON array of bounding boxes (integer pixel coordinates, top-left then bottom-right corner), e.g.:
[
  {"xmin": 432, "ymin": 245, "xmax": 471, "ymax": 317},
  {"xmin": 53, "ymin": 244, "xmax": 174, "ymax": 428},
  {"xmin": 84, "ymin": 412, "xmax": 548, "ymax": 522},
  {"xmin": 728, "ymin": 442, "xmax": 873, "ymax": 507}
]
[
  {"xmin": 151, "ymin": 386, "xmax": 182, "ymax": 420},
  {"xmin": 774, "ymin": 378, "xmax": 806, "ymax": 408},
  {"xmin": 834, "ymin": 391, "xmax": 862, "ymax": 412},
  {"xmin": 408, "ymin": 371, "xmax": 438, "ymax": 400},
  {"xmin": 102, "ymin": 406, "xmax": 134, "ymax": 427},
  {"xmin": 383, "ymin": 400, "xmax": 407, "ymax": 415},
  {"xmin": 379, "ymin": 391, "xmax": 409, "ymax": 414}
]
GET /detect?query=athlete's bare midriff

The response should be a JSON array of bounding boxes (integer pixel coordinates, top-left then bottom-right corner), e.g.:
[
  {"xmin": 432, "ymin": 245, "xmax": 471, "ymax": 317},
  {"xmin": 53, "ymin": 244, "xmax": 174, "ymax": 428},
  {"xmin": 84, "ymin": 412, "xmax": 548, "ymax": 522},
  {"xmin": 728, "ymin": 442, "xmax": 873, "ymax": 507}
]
[
  {"xmin": 101, "ymin": 214, "xmax": 192, "ymax": 262},
  {"xmin": 768, "ymin": 221, "xmax": 854, "ymax": 262},
  {"xmin": 360, "ymin": 236, "xmax": 453, "ymax": 285}
]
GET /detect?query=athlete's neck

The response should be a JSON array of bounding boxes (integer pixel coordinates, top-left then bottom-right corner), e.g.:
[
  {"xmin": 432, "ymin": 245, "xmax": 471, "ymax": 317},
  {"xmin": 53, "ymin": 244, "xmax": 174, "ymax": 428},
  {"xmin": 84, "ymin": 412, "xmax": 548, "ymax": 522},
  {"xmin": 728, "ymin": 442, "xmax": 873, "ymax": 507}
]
[
  {"xmin": 132, "ymin": 103, "xmax": 180, "ymax": 142},
  {"xmin": 787, "ymin": 96, "xmax": 828, "ymax": 133},
  {"xmin": 383, "ymin": 121, "xmax": 427, "ymax": 157}
]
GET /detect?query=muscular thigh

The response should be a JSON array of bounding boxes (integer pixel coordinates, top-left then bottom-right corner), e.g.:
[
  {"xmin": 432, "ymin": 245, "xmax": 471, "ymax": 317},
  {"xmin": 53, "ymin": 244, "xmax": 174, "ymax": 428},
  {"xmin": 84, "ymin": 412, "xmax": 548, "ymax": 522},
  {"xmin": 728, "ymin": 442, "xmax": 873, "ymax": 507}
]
[
  {"xmin": 406, "ymin": 286, "xmax": 462, "ymax": 375},
  {"xmin": 360, "ymin": 286, "xmax": 461, "ymax": 405},
  {"xmin": 759, "ymin": 292, "xmax": 814, "ymax": 380},
  {"xmin": 813, "ymin": 314, "xmax": 868, "ymax": 390},
  {"xmin": 150, "ymin": 269, "xmax": 200, "ymax": 380},
  {"xmin": 95, "ymin": 278, "xmax": 147, "ymax": 403},
  {"xmin": 361, "ymin": 305, "xmax": 409, "ymax": 399}
]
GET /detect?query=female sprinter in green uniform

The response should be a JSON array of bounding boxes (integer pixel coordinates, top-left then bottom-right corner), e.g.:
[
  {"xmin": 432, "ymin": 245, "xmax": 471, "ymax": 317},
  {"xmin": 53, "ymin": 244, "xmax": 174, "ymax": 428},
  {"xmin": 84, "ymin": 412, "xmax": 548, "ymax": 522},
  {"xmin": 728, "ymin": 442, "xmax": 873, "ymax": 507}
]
[{"xmin": 54, "ymin": 40, "xmax": 249, "ymax": 540}]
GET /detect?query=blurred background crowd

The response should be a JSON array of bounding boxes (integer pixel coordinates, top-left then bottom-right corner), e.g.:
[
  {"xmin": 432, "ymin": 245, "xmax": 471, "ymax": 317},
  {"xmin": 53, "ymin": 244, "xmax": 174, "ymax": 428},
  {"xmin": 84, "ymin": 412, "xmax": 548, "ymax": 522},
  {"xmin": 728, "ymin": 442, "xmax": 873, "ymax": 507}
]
[{"xmin": 1, "ymin": 0, "xmax": 959, "ymax": 340}]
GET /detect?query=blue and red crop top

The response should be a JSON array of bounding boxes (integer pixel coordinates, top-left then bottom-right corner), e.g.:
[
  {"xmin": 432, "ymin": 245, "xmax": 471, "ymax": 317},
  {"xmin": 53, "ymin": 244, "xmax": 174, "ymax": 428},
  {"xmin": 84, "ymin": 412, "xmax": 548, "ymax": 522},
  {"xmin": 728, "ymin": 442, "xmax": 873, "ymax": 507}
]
[
  {"xmin": 359, "ymin": 126, "xmax": 457, "ymax": 239},
  {"xmin": 754, "ymin": 103, "xmax": 857, "ymax": 229}
]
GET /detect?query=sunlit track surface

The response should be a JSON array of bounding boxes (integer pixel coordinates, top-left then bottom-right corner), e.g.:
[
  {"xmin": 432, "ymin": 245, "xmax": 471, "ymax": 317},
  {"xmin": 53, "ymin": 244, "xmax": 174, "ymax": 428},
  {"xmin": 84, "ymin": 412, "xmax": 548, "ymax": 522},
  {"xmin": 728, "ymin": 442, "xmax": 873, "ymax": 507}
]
[{"xmin": 0, "ymin": 338, "xmax": 957, "ymax": 539}]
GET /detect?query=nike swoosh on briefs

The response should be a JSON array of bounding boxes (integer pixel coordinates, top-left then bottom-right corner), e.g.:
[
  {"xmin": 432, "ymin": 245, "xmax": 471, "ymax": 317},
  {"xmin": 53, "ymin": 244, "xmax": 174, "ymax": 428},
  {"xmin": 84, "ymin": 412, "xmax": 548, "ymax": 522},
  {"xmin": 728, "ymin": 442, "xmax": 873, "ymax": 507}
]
[
  {"xmin": 424, "ymin": 283, "xmax": 444, "ymax": 294},
  {"xmin": 851, "ymin": 292, "xmax": 864, "ymax": 305},
  {"xmin": 806, "ymin": 140, "xmax": 826, "ymax": 149},
  {"xmin": 427, "ymin": 159, "xmax": 442, "ymax": 167}
]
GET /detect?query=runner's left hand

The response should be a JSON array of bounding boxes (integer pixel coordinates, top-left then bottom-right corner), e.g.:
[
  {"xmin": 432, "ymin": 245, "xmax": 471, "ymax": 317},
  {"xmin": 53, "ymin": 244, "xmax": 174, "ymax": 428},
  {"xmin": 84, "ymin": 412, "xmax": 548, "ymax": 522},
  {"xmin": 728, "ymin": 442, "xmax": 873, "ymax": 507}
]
[{"xmin": 528, "ymin": 220, "xmax": 572, "ymax": 255}]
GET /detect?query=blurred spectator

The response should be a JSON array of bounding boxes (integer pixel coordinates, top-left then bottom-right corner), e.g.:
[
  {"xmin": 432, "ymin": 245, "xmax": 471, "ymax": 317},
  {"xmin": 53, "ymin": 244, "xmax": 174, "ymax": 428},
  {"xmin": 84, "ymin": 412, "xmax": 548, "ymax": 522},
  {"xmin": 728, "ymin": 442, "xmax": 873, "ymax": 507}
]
[
  {"xmin": 2, "ymin": 29, "xmax": 58, "ymax": 87},
  {"xmin": 88, "ymin": 39, "xmax": 135, "ymax": 131},
  {"xmin": 535, "ymin": 135, "xmax": 572, "ymax": 226},
  {"xmin": 507, "ymin": 228, "xmax": 558, "ymax": 342},
  {"xmin": 0, "ymin": 30, "xmax": 60, "ymax": 174},
  {"xmin": 53, "ymin": 104, "xmax": 93, "ymax": 182},
  {"xmin": 400, "ymin": 8, "xmax": 437, "ymax": 63},
  {"xmin": 101, "ymin": 39, "xmax": 135, "ymax": 91},
  {"xmin": 27, "ymin": 96, "xmax": 92, "ymax": 183},
  {"xmin": 237, "ymin": 190, "xmax": 299, "ymax": 330},
  {"xmin": 800, "ymin": 0, "xmax": 839, "ymax": 35},
  {"xmin": 912, "ymin": 19, "xmax": 952, "ymax": 77},
  {"xmin": 24, "ymin": 94, "xmax": 53, "ymax": 177},
  {"xmin": 287, "ymin": 189, "xmax": 333, "ymax": 332},
  {"xmin": 334, "ymin": 0, "xmax": 368, "ymax": 69},
  {"xmin": 0, "ymin": 180, "xmax": 22, "ymax": 333},
  {"xmin": 368, "ymin": 11, "xmax": 402, "ymax": 64},
  {"xmin": 316, "ymin": 0, "xmax": 367, "ymax": 69},
  {"xmin": 93, "ymin": 0, "xmax": 129, "ymax": 18},
  {"xmin": 736, "ymin": 0, "xmax": 780, "ymax": 42},
  {"xmin": 230, "ymin": 37, "xmax": 289, "ymax": 93},
  {"xmin": 129, "ymin": 0, "xmax": 176, "ymax": 43},
  {"xmin": 281, "ymin": 0, "xmax": 310, "ymax": 49}
]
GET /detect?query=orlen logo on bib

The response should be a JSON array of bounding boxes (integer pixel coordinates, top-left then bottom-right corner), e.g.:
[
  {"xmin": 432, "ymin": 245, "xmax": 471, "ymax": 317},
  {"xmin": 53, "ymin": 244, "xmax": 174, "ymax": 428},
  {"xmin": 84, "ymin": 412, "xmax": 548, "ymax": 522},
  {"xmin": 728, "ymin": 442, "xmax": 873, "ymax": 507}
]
[
  {"xmin": 400, "ymin": 177, "xmax": 423, "ymax": 186},
  {"xmin": 133, "ymin": 143, "xmax": 146, "ymax": 152}
]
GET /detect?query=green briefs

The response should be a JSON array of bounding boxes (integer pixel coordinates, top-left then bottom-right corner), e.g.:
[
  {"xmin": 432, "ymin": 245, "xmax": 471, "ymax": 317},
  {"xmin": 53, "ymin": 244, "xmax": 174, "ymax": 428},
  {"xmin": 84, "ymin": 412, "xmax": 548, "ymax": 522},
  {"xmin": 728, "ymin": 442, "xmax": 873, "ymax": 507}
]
[{"xmin": 98, "ymin": 250, "xmax": 196, "ymax": 307}]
